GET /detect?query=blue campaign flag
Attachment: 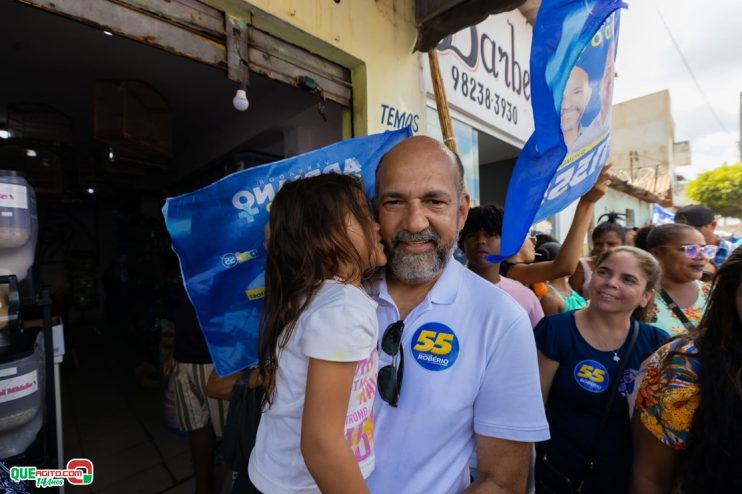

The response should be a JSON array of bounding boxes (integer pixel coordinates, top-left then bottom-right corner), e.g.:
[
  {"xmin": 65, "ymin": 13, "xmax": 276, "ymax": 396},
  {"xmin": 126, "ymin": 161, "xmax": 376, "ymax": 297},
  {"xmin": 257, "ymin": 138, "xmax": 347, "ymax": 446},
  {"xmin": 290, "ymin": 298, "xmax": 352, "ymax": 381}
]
[
  {"xmin": 489, "ymin": 0, "xmax": 625, "ymax": 263},
  {"xmin": 651, "ymin": 203, "xmax": 675, "ymax": 225},
  {"xmin": 163, "ymin": 128, "xmax": 412, "ymax": 376}
]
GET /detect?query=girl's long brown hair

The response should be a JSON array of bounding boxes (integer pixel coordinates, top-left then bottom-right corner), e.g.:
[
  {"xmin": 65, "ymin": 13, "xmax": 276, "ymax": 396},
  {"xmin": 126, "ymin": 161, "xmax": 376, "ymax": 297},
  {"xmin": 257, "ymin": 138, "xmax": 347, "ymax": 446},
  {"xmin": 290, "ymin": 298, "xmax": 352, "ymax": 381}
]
[{"xmin": 258, "ymin": 173, "xmax": 378, "ymax": 405}]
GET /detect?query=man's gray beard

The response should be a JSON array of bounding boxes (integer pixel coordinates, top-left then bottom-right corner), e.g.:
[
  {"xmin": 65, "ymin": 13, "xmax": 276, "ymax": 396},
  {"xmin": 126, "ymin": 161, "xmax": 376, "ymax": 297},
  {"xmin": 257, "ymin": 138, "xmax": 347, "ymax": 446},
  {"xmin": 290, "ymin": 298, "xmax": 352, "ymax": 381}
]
[{"xmin": 385, "ymin": 227, "xmax": 456, "ymax": 284}]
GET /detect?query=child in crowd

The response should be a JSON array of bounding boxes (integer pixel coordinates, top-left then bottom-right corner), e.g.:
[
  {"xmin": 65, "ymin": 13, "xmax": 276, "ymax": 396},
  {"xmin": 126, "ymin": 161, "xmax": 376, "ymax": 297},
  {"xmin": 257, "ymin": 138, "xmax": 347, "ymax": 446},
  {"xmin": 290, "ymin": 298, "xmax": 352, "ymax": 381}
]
[
  {"xmin": 459, "ymin": 204, "xmax": 545, "ymax": 328},
  {"xmin": 633, "ymin": 225, "xmax": 654, "ymax": 252},
  {"xmin": 248, "ymin": 174, "xmax": 386, "ymax": 493},
  {"xmin": 570, "ymin": 212, "xmax": 626, "ymax": 299},
  {"xmin": 535, "ymin": 241, "xmax": 588, "ymax": 315}
]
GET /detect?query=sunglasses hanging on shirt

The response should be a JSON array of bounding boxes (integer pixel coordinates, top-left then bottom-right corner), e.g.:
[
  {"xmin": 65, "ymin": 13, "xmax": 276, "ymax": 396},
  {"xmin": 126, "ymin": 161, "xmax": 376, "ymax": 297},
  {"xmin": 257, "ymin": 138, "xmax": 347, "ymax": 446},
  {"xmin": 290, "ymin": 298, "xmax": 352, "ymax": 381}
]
[{"xmin": 378, "ymin": 320, "xmax": 404, "ymax": 407}]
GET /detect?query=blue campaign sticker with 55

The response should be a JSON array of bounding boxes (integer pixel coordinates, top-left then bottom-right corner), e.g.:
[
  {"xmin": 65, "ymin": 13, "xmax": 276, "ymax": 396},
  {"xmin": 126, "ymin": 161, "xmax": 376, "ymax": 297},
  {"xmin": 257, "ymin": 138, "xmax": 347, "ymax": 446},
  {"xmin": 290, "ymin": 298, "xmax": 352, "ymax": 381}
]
[
  {"xmin": 574, "ymin": 360, "xmax": 609, "ymax": 393},
  {"xmin": 410, "ymin": 323, "xmax": 459, "ymax": 371}
]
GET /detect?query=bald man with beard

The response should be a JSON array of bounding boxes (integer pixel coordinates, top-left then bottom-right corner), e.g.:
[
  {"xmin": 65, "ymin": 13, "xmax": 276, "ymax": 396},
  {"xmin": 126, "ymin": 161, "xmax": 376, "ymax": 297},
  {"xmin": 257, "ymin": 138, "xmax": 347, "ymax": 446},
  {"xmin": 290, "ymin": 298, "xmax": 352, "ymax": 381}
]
[
  {"xmin": 561, "ymin": 66, "xmax": 592, "ymax": 153},
  {"xmin": 366, "ymin": 136, "xmax": 549, "ymax": 494},
  {"xmin": 573, "ymin": 43, "xmax": 617, "ymax": 152}
]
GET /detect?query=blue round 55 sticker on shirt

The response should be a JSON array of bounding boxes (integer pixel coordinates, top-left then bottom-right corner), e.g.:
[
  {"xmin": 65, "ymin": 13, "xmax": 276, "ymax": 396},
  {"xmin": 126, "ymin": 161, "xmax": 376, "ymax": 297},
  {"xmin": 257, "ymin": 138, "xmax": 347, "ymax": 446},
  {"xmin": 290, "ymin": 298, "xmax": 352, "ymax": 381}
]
[
  {"xmin": 574, "ymin": 360, "xmax": 609, "ymax": 393},
  {"xmin": 410, "ymin": 323, "xmax": 459, "ymax": 371}
]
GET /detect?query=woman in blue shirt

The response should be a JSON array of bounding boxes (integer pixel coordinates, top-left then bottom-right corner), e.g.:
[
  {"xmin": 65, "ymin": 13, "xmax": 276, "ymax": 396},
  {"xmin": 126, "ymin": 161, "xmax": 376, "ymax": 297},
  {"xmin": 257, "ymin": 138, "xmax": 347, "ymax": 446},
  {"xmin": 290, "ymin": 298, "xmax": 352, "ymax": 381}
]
[{"xmin": 535, "ymin": 246, "xmax": 669, "ymax": 494}]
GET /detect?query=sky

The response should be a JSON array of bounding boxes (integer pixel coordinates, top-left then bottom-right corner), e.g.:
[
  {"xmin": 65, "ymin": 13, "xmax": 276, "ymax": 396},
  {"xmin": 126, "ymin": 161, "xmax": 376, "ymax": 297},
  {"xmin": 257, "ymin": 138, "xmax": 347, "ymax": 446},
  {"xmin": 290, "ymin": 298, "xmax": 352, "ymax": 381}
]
[{"xmin": 612, "ymin": 0, "xmax": 742, "ymax": 179}]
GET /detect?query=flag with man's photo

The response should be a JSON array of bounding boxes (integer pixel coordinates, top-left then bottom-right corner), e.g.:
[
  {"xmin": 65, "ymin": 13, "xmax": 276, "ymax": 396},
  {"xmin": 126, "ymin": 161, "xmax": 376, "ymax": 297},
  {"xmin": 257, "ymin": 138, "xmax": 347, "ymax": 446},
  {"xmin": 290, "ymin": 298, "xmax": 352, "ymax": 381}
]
[
  {"xmin": 488, "ymin": 0, "xmax": 625, "ymax": 263},
  {"xmin": 163, "ymin": 128, "xmax": 411, "ymax": 376}
]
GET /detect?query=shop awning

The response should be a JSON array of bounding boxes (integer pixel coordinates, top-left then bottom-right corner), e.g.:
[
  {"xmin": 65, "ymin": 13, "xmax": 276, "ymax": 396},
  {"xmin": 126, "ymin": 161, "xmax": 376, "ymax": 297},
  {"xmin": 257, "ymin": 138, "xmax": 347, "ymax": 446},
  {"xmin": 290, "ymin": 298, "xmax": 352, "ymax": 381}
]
[
  {"xmin": 20, "ymin": 0, "xmax": 352, "ymax": 107},
  {"xmin": 415, "ymin": 0, "xmax": 540, "ymax": 52}
]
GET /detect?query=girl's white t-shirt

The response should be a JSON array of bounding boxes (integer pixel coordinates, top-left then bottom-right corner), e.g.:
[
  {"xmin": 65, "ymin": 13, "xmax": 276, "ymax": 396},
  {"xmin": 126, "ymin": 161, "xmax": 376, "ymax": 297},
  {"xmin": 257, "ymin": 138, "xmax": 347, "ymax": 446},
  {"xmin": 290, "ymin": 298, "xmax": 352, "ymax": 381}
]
[{"xmin": 248, "ymin": 280, "xmax": 379, "ymax": 494}]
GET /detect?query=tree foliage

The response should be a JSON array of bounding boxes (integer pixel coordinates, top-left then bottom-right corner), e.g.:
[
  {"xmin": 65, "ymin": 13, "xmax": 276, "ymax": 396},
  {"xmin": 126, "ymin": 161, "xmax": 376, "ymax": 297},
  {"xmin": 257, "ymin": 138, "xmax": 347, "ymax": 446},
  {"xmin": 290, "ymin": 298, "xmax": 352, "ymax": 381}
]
[{"xmin": 685, "ymin": 162, "xmax": 742, "ymax": 219}]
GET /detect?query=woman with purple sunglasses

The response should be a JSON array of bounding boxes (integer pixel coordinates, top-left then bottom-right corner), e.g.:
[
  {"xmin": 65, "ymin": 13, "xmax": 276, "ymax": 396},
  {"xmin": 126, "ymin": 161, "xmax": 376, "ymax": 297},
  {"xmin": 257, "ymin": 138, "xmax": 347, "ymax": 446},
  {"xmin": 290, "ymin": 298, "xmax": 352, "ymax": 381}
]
[{"xmin": 644, "ymin": 223, "xmax": 717, "ymax": 336}]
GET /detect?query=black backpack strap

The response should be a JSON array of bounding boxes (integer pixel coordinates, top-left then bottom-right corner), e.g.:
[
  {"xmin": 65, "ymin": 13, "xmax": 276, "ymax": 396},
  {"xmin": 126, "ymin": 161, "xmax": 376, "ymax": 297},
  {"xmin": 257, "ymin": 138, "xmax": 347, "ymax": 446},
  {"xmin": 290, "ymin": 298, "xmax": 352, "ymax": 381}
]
[{"xmin": 659, "ymin": 289, "xmax": 696, "ymax": 332}]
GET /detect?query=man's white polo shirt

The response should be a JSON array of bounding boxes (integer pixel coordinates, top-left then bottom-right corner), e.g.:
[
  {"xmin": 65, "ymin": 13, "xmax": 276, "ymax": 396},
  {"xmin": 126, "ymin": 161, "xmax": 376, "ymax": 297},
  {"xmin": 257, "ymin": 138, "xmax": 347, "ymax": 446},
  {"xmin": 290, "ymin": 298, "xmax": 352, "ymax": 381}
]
[{"xmin": 366, "ymin": 259, "xmax": 549, "ymax": 494}]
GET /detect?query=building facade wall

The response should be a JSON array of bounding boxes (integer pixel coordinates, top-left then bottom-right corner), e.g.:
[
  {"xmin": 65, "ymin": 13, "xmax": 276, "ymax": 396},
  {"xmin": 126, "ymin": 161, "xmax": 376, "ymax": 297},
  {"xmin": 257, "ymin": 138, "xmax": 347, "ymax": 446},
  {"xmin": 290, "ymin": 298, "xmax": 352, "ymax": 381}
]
[
  {"xmin": 594, "ymin": 188, "xmax": 652, "ymax": 228},
  {"xmin": 208, "ymin": 1, "xmax": 536, "ymax": 208},
  {"xmin": 553, "ymin": 188, "xmax": 651, "ymax": 249},
  {"xmin": 608, "ymin": 90, "xmax": 675, "ymax": 200},
  {"xmin": 209, "ymin": 0, "xmax": 427, "ymax": 137}
]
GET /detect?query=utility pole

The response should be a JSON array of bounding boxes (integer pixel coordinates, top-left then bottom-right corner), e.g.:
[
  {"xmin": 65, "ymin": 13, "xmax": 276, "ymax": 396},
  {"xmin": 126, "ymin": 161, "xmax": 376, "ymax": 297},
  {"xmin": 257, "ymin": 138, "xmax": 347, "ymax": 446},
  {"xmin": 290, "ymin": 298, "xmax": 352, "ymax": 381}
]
[{"xmin": 428, "ymin": 51, "xmax": 457, "ymax": 155}]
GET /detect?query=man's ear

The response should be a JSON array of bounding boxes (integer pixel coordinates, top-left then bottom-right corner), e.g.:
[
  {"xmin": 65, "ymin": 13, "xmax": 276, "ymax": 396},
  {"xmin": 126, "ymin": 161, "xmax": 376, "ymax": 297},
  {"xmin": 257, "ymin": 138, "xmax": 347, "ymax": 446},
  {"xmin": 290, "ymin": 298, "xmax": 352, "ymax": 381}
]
[
  {"xmin": 710, "ymin": 219, "xmax": 718, "ymax": 229},
  {"xmin": 458, "ymin": 193, "xmax": 471, "ymax": 231}
]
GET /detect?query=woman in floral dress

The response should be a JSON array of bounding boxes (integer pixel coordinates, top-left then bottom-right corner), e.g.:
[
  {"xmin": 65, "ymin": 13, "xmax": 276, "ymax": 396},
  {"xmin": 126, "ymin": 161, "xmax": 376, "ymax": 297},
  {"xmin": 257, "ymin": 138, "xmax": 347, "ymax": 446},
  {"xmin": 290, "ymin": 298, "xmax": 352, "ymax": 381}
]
[{"xmin": 630, "ymin": 248, "xmax": 742, "ymax": 493}]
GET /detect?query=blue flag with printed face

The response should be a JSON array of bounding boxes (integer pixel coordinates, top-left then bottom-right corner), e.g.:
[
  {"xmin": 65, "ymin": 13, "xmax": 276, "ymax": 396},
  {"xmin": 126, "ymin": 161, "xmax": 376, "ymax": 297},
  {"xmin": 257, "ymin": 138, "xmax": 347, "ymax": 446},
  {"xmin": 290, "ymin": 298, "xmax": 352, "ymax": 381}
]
[
  {"xmin": 163, "ymin": 128, "xmax": 412, "ymax": 376},
  {"xmin": 489, "ymin": 0, "xmax": 625, "ymax": 263}
]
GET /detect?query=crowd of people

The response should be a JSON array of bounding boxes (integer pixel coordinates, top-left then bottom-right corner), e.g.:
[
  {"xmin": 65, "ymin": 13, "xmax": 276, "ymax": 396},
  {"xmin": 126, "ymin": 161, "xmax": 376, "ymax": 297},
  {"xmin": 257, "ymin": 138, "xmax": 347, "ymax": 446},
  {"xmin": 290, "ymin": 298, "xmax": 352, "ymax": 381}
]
[{"xmin": 170, "ymin": 136, "xmax": 741, "ymax": 494}]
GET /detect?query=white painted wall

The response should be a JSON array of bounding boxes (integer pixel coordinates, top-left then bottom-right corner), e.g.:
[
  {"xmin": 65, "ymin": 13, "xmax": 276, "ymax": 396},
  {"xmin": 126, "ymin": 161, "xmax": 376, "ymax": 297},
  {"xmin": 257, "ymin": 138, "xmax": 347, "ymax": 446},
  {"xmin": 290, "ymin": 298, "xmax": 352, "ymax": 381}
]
[
  {"xmin": 594, "ymin": 188, "xmax": 653, "ymax": 228},
  {"xmin": 553, "ymin": 188, "xmax": 652, "ymax": 252}
]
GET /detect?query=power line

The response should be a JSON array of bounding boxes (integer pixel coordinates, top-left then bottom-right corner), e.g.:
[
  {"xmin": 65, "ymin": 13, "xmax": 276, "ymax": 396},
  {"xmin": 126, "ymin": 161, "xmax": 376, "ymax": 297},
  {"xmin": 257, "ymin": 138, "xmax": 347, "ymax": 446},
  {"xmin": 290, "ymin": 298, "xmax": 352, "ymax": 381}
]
[{"xmin": 653, "ymin": 1, "xmax": 730, "ymax": 135}]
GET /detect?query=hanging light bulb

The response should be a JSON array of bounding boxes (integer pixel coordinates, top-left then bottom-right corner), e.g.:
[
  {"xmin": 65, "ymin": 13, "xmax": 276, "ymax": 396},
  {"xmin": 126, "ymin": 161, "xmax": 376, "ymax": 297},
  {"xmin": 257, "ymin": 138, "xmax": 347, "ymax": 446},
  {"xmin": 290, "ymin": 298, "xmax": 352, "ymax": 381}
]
[{"xmin": 232, "ymin": 85, "xmax": 249, "ymax": 111}]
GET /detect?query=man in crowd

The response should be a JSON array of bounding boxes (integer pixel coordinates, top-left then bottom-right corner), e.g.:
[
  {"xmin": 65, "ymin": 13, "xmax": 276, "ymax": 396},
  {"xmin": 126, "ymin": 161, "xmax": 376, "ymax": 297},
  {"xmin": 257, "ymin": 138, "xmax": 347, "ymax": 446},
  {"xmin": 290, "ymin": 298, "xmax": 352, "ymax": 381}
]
[
  {"xmin": 163, "ymin": 280, "xmax": 230, "ymax": 494},
  {"xmin": 675, "ymin": 204, "xmax": 734, "ymax": 267},
  {"xmin": 367, "ymin": 136, "xmax": 549, "ymax": 493}
]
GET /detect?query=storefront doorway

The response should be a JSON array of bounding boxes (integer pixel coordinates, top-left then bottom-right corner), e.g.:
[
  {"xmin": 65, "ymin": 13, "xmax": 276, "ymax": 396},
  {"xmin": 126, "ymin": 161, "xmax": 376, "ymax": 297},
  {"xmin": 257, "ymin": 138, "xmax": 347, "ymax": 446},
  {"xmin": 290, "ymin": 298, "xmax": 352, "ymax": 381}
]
[{"xmin": 1, "ymin": 1, "xmax": 349, "ymax": 489}]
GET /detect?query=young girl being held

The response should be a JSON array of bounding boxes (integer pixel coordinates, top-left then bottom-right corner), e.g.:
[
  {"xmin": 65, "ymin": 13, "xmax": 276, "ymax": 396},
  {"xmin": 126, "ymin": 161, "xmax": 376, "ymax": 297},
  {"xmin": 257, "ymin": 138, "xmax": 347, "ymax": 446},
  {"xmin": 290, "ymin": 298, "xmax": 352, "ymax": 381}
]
[{"xmin": 248, "ymin": 174, "xmax": 386, "ymax": 494}]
